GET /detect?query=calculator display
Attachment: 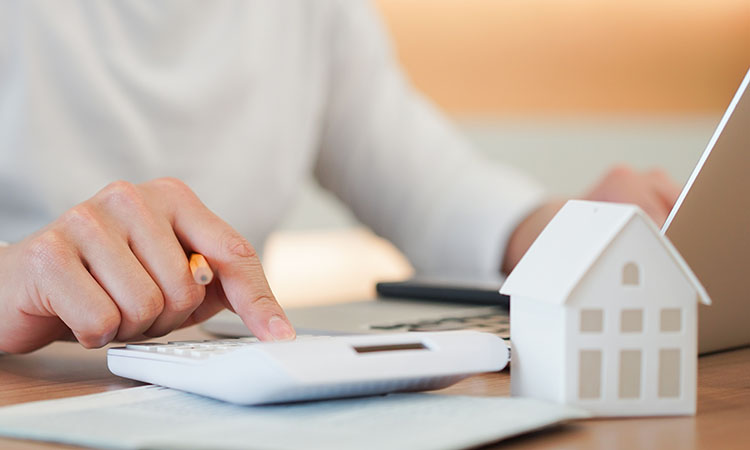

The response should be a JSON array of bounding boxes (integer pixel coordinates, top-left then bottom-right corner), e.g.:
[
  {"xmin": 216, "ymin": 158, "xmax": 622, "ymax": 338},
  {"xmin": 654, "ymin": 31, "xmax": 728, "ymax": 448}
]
[{"xmin": 352, "ymin": 343, "xmax": 427, "ymax": 354}]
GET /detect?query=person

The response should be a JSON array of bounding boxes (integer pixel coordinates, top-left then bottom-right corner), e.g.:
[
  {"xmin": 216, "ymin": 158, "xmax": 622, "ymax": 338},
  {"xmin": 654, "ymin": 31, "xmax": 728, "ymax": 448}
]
[{"xmin": 0, "ymin": 0, "xmax": 680, "ymax": 354}]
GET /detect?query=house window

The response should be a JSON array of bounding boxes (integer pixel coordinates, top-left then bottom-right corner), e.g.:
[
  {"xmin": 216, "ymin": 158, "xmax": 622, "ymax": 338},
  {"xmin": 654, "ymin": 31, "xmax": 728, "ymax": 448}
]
[
  {"xmin": 618, "ymin": 350, "xmax": 642, "ymax": 398},
  {"xmin": 579, "ymin": 350, "xmax": 602, "ymax": 399},
  {"xmin": 660, "ymin": 308, "xmax": 682, "ymax": 332},
  {"xmin": 580, "ymin": 309, "xmax": 603, "ymax": 333},
  {"xmin": 620, "ymin": 309, "xmax": 643, "ymax": 333},
  {"xmin": 658, "ymin": 349, "xmax": 682, "ymax": 398},
  {"xmin": 622, "ymin": 262, "xmax": 640, "ymax": 286}
]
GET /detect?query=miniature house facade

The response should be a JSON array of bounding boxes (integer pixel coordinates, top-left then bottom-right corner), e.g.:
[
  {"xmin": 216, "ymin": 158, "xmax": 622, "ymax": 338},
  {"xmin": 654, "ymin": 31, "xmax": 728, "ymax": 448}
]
[{"xmin": 501, "ymin": 200, "xmax": 710, "ymax": 417}]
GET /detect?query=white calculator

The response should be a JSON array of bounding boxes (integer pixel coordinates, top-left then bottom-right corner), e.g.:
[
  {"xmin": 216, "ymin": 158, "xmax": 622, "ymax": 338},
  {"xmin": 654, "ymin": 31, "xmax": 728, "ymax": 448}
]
[{"xmin": 107, "ymin": 330, "xmax": 509, "ymax": 405}]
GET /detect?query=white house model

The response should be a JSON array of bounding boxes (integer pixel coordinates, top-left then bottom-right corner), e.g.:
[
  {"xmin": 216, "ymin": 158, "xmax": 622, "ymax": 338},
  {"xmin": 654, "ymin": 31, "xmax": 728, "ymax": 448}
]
[{"xmin": 500, "ymin": 200, "xmax": 710, "ymax": 416}]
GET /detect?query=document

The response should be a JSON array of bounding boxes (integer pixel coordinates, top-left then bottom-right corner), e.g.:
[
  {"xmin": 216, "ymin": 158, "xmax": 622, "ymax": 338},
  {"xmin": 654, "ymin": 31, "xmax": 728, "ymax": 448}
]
[{"xmin": 0, "ymin": 386, "xmax": 587, "ymax": 449}]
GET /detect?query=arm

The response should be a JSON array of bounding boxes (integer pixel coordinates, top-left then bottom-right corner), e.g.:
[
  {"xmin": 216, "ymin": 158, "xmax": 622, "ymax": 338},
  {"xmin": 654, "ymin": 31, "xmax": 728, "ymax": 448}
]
[
  {"xmin": 314, "ymin": 0, "xmax": 546, "ymax": 280},
  {"xmin": 315, "ymin": 1, "xmax": 682, "ymax": 278}
]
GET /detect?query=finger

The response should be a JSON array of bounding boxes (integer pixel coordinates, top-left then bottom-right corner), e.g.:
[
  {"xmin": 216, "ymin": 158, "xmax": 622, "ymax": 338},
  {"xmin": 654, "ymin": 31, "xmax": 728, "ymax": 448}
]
[
  {"xmin": 178, "ymin": 218, "xmax": 294, "ymax": 341},
  {"xmin": 584, "ymin": 165, "xmax": 641, "ymax": 203},
  {"xmin": 34, "ymin": 241, "xmax": 122, "ymax": 348},
  {"xmin": 179, "ymin": 283, "xmax": 229, "ymax": 328},
  {"xmin": 118, "ymin": 286, "xmax": 227, "ymax": 341},
  {"xmin": 584, "ymin": 166, "xmax": 671, "ymax": 226},
  {"xmin": 123, "ymin": 216, "xmax": 206, "ymax": 337},
  {"xmin": 92, "ymin": 181, "xmax": 207, "ymax": 337},
  {"xmin": 647, "ymin": 169, "xmax": 682, "ymax": 211},
  {"xmin": 85, "ymin": 244, "xmax": 165, "ymax": 340},
  {"xmin": 146, "ymin": 179, "xmax": 295, "ymax": 341},
  {"xmin": 62, "ymin": 207, "xmax": 165, "ymax": 340}
]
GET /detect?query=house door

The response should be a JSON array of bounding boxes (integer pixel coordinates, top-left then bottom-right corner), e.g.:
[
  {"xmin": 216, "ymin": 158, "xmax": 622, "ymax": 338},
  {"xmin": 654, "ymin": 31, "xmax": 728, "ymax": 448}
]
[
  {"xmin": 618, "ymin": 350, "xmax": 641, "ymax": 398},
  {"xmin": 659, "ymin": 349, "xmax": 681, "ymax": 397},
  {"xmin": 579, "ymin": 350, "xmax": 602, "ymax": 399}
]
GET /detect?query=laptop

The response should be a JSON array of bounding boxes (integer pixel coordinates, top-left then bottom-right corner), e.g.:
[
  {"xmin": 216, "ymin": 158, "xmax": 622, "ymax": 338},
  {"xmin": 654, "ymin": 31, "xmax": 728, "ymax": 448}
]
[
  {"xmin": 204, "ymin": 68, "xmax": 750, "ymax": 354},
  {"xmin": 662, "ymin": 68, "xmax": 750, "ymax": 353}
]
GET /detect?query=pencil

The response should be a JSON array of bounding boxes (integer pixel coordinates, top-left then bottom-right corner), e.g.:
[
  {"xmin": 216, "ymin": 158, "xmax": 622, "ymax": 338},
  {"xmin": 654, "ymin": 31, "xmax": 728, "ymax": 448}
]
[{"xmin": 189, "ymin": 253, "xmax": 214, "ymax": 285}]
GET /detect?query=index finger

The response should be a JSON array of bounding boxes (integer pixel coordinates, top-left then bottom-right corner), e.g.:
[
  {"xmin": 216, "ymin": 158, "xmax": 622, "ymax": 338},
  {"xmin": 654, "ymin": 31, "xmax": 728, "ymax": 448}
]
[{"xmin": 150, "ymin": 181, "xmax": 295, "ymax": 341}]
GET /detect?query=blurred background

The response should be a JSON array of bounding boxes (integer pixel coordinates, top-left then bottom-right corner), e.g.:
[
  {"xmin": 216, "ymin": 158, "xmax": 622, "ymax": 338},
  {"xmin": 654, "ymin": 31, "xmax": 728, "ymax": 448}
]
[{"xmin": 264, "ymin": 0, "xmax": 750, "ymax": 306}]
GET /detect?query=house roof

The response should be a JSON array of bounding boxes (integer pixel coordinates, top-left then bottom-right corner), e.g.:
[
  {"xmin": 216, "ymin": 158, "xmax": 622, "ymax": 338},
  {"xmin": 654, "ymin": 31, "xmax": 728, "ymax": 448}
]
[{"xmin": 500, "ymin": 200, "xmax": 711, "ymax": 305}]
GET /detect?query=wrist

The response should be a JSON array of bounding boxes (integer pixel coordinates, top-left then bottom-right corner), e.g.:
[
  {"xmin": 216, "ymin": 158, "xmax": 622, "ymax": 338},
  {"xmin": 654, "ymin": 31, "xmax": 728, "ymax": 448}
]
[{"xmin": 502, "ymin": 199, "xmax": 567, "ymax": 275}]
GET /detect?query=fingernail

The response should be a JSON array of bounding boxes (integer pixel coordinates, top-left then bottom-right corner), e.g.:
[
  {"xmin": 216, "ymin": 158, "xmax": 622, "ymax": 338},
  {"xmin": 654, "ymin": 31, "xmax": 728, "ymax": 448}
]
[{"xmin": 268, "ymin": 316, "xmax": 296, "ymax": 341}]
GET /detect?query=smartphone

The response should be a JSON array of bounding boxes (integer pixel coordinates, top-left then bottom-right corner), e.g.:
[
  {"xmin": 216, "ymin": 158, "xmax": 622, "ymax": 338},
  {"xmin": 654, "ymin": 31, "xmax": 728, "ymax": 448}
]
[{"xmin": 376, "ymin": 277, "xmax": 509, "ymax": 307}]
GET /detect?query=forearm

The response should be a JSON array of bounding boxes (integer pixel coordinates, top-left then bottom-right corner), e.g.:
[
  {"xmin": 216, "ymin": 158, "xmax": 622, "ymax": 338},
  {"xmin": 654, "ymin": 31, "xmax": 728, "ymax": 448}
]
[{"xmin": 315, "ymin": 0, "xmax": 546, "ymax": 279}]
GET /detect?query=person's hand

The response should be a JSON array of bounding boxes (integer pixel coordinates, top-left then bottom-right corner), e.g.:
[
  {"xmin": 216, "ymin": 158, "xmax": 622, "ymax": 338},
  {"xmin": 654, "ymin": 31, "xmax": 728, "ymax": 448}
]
[
  {"xmin": 502, "ymin": 165, "xmax": 682, "ymax": 274},
  {"xmin": 0, "ymin": 178, "xmax": 295, "ymax": 354},
  {"xmin": 581, "ymin": 165, "xmax": 681, "ymax": 225}
]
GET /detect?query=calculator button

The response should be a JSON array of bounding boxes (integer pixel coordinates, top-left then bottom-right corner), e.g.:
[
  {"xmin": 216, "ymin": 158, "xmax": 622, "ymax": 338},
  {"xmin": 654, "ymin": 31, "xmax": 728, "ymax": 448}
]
[
  {"xmin": 125, "ymin": 343, "xmax": 164, "ymax": 351},
  {"xmin": 173, "ymin": 347, "xmax": 197, "ymax": 355},
  {"xmin": 210, "ymin": 345, "xmax": 233, "ymax": 351}
]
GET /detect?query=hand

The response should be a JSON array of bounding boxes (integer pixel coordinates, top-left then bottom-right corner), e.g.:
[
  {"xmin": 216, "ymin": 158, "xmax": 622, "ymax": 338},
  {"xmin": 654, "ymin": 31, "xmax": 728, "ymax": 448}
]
[
  {"xmin": 502, "ymin": 165, "xmax": 681, "ymax": 274},
  {"xmin": 582, "ymin": 165, "xmax": 681, "ymax": 226},
  {"xmin": 0, "ymin": 178, "xmax": 295, "ymax": 354}
]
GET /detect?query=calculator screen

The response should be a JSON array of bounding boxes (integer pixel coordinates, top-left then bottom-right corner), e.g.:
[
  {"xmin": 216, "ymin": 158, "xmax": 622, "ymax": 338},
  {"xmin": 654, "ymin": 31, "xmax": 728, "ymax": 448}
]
[{"xmin": 352, "ymin": 343, "xmax": 428, "ymax": 354}]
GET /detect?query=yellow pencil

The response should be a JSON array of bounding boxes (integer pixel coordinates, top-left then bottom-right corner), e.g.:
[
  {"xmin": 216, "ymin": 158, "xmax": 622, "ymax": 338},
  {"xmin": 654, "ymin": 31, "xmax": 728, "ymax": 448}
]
[{"xmin": 189, "ymin": 253, "xmax": 214, "ymax": 285}]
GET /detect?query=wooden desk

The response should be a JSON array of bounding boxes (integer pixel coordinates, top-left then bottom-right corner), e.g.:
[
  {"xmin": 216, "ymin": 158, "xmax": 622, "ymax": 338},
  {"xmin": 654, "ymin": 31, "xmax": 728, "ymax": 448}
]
[{"xmin": 1, "ymin": 325, "xmax": 748, "ymax": 449}]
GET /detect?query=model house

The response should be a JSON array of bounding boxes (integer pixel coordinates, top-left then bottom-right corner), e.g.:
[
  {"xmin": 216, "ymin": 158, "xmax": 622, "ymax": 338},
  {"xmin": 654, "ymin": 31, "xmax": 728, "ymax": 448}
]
[{"xmin": 500, "ymin": 200, "xmax": 710, "ymax": 416}]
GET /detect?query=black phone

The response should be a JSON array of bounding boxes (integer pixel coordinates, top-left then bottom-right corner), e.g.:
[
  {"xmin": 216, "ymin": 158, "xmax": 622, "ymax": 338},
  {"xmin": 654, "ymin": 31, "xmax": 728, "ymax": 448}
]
[{"xmin": 376, "ymin": 277, "xmax": 509, "ymax": 308}]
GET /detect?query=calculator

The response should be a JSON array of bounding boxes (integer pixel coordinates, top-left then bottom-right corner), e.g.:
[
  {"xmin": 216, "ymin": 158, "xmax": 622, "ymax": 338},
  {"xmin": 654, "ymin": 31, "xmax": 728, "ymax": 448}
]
[{"xmin": 107, "ymin": 330, "xmax": 509, "ymax": 405}]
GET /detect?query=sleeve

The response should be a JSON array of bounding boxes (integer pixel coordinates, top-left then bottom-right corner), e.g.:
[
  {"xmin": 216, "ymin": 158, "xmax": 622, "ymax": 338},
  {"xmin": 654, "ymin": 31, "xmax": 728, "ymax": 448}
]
[{"xmin": 314, "ymin": 0, "xmax": 546, "ymax": 281}]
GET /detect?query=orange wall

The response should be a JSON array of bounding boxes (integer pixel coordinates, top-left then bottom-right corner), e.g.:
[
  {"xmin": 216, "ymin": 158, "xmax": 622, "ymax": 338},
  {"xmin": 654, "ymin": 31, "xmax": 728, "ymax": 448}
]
[{"xmin": 375, "ymin": 0, "xmax": 750, "ymax": 115}]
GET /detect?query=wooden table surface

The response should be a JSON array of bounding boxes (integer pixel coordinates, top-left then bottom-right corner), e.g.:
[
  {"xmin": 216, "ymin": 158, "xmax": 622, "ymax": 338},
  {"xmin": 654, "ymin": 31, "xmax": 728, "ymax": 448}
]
[{"xmin": 1, "ymin": 325, "xmax": 749, "ymax": 450}]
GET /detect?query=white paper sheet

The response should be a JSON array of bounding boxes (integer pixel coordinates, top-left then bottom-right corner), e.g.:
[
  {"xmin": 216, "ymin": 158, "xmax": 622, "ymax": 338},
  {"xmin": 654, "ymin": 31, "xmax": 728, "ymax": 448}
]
[{"xmin": 0, "ymin": 386, "xmax": 587, "ymax": 450}]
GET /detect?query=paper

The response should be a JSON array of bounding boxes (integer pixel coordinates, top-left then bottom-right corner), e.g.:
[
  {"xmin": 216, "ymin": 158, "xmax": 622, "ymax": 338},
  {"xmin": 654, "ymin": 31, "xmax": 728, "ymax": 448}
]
[{"xmin": 0, "ymin": 386, "xmax": 587, "ymax": 450}]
